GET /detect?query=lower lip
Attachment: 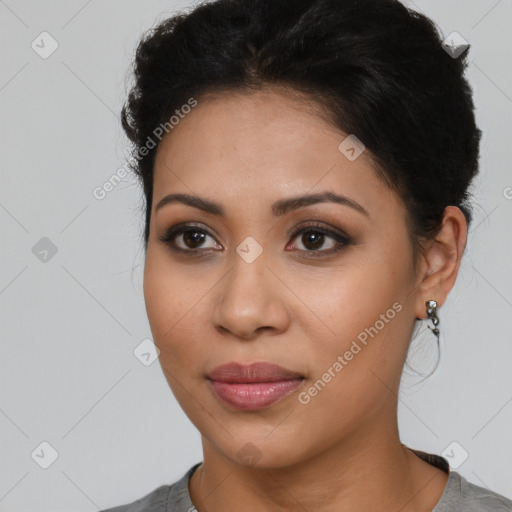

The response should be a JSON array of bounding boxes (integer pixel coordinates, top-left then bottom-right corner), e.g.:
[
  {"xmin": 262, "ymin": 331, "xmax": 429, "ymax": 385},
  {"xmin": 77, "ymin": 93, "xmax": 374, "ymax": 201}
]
[{"xmin": 209, "ymin": 379, "xmax": 304, "ymax": 410}]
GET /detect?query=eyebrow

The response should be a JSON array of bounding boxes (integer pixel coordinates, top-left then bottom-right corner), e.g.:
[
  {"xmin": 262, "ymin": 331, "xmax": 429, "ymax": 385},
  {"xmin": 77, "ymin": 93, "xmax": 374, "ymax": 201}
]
[{"xmin": 155, "ymin": 191, "xmax": 369, "ymax": 217}]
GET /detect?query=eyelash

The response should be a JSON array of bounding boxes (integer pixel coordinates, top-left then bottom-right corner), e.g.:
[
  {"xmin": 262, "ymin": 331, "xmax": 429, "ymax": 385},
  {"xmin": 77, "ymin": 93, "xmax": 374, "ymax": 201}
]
[{"xmin": 158, "ymin": 221, "xmax": 352, "ymax": 258}]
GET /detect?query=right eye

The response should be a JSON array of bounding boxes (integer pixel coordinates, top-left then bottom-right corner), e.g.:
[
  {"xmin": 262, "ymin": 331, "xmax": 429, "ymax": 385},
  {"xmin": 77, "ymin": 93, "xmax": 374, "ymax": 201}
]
[{"xmin": 158, "ymin": 223, "xmax": 223, "ymax": 253}]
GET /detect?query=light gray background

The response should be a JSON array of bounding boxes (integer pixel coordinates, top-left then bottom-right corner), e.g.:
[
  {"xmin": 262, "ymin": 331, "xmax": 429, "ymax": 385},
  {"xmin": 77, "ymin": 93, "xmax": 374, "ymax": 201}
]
[{"xmin": 1, "ymin": 0, "xmax": 511, "ymax": 510}]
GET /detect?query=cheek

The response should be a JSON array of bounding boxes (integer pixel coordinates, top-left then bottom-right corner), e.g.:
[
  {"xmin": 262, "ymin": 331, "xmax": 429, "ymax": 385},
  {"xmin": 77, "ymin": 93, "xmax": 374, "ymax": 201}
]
[
  {"xmin": 144, "ymin": 250, "xmax": 186, "ymax": 351},
  {"xmin": 143, "ymin": 255, "xmax": 223, "ymax": 434},
  {"xmin": 291, "ymin": 247, "xmax": 411, "ymax": 402},
  {"xmin": 143, "ymin": 259, "xmax": 174, "ymax": 340},
  {"xmin": 143, "ymin": 249, "xmax": 215, "ymax": 369},
  {"xmin": 291, "ymin": 246, "xmax": 409, "ymax": 341}
]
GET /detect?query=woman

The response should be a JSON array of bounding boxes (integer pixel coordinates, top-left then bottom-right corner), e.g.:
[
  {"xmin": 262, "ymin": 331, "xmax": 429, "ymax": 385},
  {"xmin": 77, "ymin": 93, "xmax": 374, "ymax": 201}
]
[{"xmin": 102, "ymin": 0, "xmax": 512, "ymax": 510}]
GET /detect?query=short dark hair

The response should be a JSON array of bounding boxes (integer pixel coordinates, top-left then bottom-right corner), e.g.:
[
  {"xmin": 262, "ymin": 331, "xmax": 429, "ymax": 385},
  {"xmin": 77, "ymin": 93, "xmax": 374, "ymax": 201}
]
[{"xmin": 121, "ymin": 0, "xmax": 481, "ymax": 255}]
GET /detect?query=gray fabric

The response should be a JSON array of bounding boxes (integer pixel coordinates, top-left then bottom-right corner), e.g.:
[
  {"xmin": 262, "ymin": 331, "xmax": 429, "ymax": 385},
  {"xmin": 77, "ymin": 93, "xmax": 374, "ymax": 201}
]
[
  {"xmin": 99, "ymin": 462, "xmax": 200, "ymax": 512},
  {"xmin": 433, "ymin": 472, "xmax": 512, "ymax": 512},
  {"xmin": 100, "ymin": 454, "xmax": 512, "ymax": 512}
]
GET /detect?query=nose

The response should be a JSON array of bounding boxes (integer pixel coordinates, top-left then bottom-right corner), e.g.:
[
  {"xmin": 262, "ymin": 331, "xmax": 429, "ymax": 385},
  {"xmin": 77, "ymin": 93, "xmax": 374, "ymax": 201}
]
[{"xmin": 210, "ymin": 253, "xmax": 291, "ymax": 341}]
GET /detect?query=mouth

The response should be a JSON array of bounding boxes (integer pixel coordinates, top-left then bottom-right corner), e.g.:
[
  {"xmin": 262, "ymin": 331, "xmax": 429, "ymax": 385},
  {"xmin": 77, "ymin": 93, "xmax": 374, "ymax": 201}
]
[{"xmin": 207, "ymin": 362, "xmax": 305, "ymax": 410}]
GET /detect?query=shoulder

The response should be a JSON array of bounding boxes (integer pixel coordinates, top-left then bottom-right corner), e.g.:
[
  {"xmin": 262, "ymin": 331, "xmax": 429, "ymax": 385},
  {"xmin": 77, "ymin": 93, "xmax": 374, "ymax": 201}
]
[
  {"xmin": 406, "ymin": 447, "xmax": 512, "ymax": 512},
  {"xmin": 99, "ymin": 484, "xmax": 171, "ymax": 512},
  {"xmin": 438, "ymin": 472, "xmax": 512, "ymax": 512},
  {"xmin": 459, "ymin": 473, "xmax": 512, "ymax": 511},
  {"xmin": 99, "ymin": 462, "xmax": 201, "ymax": 512}
]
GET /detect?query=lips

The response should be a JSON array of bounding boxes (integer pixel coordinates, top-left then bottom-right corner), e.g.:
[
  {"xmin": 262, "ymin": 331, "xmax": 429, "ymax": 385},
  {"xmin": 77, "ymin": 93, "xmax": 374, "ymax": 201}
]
[
  {"xmin": 207, "ymin": 362, "xmax": 305, "ymax": 410},
  {"xmin": 207, "ymin": 362, "xmax": 303, "ymax": 383}
]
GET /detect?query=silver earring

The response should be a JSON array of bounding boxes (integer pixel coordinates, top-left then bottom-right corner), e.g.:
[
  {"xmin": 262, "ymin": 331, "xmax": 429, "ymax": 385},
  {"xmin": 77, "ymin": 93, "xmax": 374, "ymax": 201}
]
[{"xmin": 425, "ymin": 300, "xmax": 440, "ymax": 341}]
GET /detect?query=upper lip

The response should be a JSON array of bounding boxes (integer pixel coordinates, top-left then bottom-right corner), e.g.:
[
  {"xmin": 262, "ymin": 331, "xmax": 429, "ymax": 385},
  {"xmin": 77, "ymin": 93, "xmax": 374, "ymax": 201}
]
[{"xmin": 207, "ymin": 362, "xmax": 304, "ymax": 383}]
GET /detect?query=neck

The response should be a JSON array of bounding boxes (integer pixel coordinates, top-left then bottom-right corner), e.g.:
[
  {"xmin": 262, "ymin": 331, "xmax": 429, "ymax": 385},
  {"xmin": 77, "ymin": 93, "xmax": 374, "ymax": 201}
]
[{"xmin": 188, "ymin": 414, "xmax": 448, "ymax": 512}]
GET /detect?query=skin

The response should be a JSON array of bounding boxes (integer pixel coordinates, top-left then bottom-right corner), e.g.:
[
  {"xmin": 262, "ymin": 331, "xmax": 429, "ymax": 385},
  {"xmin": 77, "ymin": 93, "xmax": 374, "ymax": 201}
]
[{"xmin": 143, "ymin": 86, "xmax": 467, "ymax": 512}]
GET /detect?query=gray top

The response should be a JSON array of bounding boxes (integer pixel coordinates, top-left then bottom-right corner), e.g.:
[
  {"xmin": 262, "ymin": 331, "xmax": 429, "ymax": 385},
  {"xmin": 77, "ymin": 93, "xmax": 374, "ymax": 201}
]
[{"xmin": 100, "ymin": 450, "xmax": 512, "ymax": 512}]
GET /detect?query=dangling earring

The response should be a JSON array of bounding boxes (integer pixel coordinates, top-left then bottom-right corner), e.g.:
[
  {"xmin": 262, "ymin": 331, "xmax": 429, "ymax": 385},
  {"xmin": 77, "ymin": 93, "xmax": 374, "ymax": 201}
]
[{"xmin": 425, "ymin": 300, "xmax": 440, "ymax": 342}]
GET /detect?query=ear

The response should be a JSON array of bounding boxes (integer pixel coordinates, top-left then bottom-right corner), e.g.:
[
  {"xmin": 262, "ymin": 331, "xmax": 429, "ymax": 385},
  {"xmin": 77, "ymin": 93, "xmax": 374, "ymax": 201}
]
[{"xmin": 414, "ymin": 206, "xmax": 468, "ymax": 319}]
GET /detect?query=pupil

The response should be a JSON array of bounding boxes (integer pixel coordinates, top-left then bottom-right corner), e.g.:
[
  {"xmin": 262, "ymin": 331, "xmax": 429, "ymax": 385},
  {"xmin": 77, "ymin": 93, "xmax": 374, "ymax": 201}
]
[
  {"xmin": 303, "ymin": 231, "xmax": 323, "ymax": 250},
  {"xmin": 184, "ymin": 230, "xmax": 205, "ymax": 248}
]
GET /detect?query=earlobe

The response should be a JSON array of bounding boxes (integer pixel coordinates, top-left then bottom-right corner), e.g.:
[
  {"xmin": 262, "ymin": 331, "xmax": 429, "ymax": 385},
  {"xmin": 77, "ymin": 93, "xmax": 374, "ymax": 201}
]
[{"xmin": 414, "ymin": 206, "xmax": 468, "ymax": 319}]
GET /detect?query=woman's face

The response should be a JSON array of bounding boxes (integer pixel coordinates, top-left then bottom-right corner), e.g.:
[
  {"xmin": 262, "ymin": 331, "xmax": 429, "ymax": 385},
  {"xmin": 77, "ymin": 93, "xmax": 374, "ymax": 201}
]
[{"xmin": 144, "ymin": 87, "xmax": 422, "ymax": 468}]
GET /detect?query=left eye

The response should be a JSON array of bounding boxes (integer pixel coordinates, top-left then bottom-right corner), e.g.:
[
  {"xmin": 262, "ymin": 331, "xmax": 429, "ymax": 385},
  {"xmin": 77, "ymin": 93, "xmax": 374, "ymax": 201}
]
[{"xmin": 288, "ymin": 223, "xmax": 351, "ymax": 255}]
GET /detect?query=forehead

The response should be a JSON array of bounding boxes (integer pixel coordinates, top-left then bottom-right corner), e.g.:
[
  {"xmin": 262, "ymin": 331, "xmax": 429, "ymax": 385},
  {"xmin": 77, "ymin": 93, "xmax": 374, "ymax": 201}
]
[
  {"xmin": 152, "ymin": 87, "xmax": 394, "ymax": 218},
  {"xmin": 155, "ymin": 87, "xmax": 338, "ymax": 167}
]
